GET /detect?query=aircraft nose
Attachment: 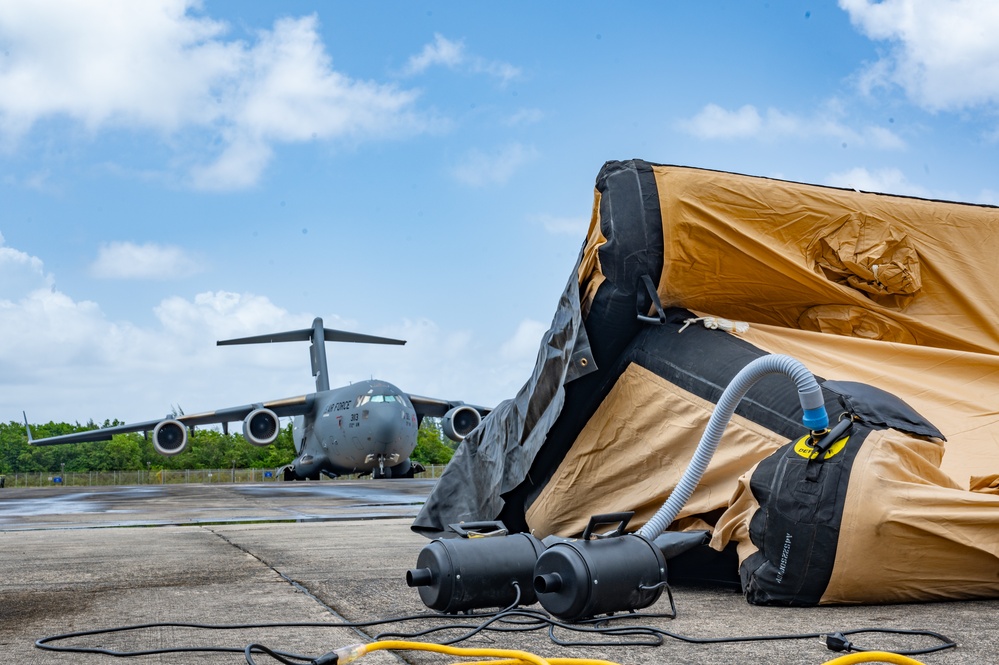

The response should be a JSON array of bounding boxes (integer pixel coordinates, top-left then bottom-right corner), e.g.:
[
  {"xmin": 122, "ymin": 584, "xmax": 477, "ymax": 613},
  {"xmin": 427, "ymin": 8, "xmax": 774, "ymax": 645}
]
[{"xmin": 367, "ymin": 405, "xmax": 403, "ymax": 444}]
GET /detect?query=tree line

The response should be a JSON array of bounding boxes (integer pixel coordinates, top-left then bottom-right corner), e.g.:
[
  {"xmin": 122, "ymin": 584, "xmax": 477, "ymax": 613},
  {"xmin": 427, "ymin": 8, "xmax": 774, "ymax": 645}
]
[{"xmin": 0, "ymin": 418, "xmax": 455, "ymax": 474}]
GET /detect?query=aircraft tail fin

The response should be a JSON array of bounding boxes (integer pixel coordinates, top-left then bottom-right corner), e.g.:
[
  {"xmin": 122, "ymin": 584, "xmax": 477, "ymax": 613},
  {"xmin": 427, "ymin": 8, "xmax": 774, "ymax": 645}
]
[
  {"xmin": 23, "ymin": 411, "xmax": 33, "ymax": 443},
  {"xmin": 217, "ymin": 318, "xmax": 405, "ymax": 393}
]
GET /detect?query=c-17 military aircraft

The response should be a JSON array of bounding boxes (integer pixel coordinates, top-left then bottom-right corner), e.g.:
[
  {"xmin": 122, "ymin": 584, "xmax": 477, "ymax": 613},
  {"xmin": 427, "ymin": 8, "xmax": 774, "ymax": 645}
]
[{"xmin": 26, "ymin": 317, "xmax": 491, "ymax": 480}]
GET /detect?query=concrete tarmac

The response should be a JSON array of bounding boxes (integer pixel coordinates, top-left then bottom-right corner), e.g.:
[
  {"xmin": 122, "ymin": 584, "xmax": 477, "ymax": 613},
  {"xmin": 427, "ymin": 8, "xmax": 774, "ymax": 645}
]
[{"xmin": 1, "ymin": 481, "xmax": 995, "ymax": 665}]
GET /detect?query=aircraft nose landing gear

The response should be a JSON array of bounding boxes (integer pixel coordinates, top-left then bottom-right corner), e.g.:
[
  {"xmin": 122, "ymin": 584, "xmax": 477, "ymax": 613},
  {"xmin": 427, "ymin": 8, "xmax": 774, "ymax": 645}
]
[{"xmin": 367, "ymin": 453, "xmax": 400, "ymax": 479}]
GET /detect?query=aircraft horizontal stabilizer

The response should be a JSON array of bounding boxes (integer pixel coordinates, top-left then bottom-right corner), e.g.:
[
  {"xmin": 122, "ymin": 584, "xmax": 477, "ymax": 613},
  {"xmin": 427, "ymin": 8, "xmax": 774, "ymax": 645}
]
[
  {"xmin": 217, "ymin": 318, "xmax": 405, "ymax": 348},
  {"xmin": 217, "ymin": 317, "xmax": 405, "ymax": 393},
  {"xmin": 216, "ymin": 328, "xmax": 314, "ymax": 346}
]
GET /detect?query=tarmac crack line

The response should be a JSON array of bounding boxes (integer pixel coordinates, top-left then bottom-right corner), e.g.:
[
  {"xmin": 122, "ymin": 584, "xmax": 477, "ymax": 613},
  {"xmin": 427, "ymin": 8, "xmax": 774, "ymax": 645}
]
[{"xmin": 203, "ymin": 526, "xmax": 413, "ymax": 664}]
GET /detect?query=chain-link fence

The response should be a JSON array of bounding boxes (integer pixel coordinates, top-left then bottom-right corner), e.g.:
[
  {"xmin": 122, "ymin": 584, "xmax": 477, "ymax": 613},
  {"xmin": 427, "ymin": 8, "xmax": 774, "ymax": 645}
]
[{"xmin": 0, "ymin": 464, "xmax": 446, "ymax": 488}]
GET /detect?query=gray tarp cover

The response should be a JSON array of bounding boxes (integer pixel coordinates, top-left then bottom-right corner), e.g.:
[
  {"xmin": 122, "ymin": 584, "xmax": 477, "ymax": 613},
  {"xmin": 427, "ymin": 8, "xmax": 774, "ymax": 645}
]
[{"xmin": 411, "ymin": 267, "xmax": 594, "ymax": 536}]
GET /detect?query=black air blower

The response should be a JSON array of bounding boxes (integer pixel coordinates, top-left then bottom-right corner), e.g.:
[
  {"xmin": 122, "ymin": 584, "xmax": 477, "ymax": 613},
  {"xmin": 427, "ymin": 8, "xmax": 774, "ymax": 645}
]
[
  {"xmin": 533, "ymin": 512, "xmax": 668, "ymax": 622},
  {"xmin": 406, "ymin": 521, "xmax": 545, "ymax": 613},
  {"xmin": 407, "ymin": 513, "xmax": 675, "ymax": 621}
]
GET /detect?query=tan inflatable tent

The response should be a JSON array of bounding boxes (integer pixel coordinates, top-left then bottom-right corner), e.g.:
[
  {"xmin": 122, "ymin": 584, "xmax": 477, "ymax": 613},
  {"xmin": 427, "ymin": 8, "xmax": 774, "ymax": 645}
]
[{"xmin": 413, "ymin": 160, "xmax": 999, "ymax": 605}]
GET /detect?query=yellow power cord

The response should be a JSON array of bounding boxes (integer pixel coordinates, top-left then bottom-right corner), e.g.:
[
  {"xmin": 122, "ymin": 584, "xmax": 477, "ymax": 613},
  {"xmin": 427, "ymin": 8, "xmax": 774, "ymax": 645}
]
[
  {"xmin": 821, "ymin": 652, "xmax": 928, "ymax": 665},
  {"xmin": 325, "ymin": 639, "xmax": 930, "ymax": 665},
  {"xmin": 328, "ymin": 640, "xmax": 621, "ymax": 665}
]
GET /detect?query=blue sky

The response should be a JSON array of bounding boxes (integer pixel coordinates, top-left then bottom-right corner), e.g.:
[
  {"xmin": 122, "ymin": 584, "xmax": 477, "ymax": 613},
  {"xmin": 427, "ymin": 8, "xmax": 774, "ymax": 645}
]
[{"xmin": 2, "ymin": 0, "xmax": 998, "ymax": 425}]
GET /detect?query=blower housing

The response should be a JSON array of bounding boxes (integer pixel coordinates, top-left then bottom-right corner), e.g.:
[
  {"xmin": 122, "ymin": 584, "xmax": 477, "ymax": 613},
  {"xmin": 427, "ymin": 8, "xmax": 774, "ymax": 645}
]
[
  {"xmin": 534, "ymin": 513, "xmax": 668, "ymax": 622},
  {"xmin": 407, "ymin": 522, "xmax": 545, "ymax": 613}
]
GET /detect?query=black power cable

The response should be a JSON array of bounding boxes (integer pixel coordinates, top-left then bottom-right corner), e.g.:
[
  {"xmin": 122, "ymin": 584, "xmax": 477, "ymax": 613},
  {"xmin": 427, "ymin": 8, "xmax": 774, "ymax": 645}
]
[
  {"xmin": 824, "ymin": 628, "xmax": 957, "ymax": 656},
  {"xmin": 35, "ymin": 610, "xmax": 957, "ymax": 663},
  {"xmin": 34, "ymin": 579, "xmax": 957, "ymax": 662}
]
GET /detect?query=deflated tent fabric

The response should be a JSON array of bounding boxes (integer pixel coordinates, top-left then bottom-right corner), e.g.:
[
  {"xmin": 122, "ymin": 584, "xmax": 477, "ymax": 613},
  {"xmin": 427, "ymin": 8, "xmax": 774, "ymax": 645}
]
[
  {"xmin": 412, "ymin": 159, "xmax": 999, "ymax": 605},
  {"xmin": 646, "ymin": 165, "xmax": 999, "ymax": 355}
]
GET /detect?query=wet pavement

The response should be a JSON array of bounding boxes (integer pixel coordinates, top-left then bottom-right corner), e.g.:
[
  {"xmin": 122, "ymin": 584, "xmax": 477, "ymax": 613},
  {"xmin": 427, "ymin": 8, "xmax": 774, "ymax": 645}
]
[{"xmin": 0, "ymin": 480, "xmax": 435, "ymax": 530}]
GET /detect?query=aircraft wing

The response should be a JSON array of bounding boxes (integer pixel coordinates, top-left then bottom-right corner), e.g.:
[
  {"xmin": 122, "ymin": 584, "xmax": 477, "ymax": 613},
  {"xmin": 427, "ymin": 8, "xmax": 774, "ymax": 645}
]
[
  {"xmin": 27, "ymin": 394, "xmax": 316, "ymax": 446},
  {"xmin": 407, "ymin": 395, "xmax": 492, "ymax": 419}
]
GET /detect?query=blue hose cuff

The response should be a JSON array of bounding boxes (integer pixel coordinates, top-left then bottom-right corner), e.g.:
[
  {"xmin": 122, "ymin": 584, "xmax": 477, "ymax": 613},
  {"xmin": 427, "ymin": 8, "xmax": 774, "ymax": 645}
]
[{"xmin": 802, "ymin": 407, "xmax": 829, "ymax": 431}]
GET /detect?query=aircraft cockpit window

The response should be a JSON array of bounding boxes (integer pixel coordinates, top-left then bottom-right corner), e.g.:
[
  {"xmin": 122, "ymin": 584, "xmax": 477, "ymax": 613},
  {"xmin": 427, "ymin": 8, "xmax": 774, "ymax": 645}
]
[{"xmin": 357, "ymin": 394, "xmax": 404, "ymax": 406}]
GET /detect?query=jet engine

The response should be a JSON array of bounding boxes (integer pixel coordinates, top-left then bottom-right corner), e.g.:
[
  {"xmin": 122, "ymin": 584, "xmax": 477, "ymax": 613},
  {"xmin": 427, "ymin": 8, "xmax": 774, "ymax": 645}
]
[
  {"xmin": 152, "ymin": 419, "xmax": 188, "ymax": 456},
  {"xmin": 442, "ymin": 405, "xmax": 482, "ymax": 442},
  {"xmin": 243, "ymin": 407, "xmax": 280, "ymax": 446}
]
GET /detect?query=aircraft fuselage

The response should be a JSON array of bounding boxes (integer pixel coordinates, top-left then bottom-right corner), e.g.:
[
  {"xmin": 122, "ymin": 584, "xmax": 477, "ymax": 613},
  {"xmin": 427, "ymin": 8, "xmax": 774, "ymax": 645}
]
[{"xmin": 288, "ymin": 379, "xmax": 419, "ymax": 479}]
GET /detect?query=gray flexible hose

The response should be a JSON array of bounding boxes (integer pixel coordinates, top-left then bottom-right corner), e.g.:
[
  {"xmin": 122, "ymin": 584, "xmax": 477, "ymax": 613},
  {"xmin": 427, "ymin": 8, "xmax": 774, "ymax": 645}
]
[{"xmin": 637, "ymin": 354, "xmax": 828, "ymax": 540}]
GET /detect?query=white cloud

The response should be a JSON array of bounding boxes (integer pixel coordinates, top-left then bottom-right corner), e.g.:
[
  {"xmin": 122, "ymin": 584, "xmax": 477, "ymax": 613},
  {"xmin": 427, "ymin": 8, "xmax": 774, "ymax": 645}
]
[
  {"xmin": 0, "ymin": 231, "xmax": 54, "ymax": 300},
  {"xmin": 840, "ymin": 0, "xmax": 999, "ymax": 111},
  {"xmin": 402, "ymin": 33, "xmax": 521, "ymax": 84},
  {"xmin": 0, "ymin": 271, "xmax": 334, "ymax": 424},
  {"xmin": 974, "ymin": 189, "xmax": 999, "ymax": 206},
  {"xmin": 89, "ymin": 241, "xmax": 204, "ymax": 280},
  {"xmin": 477, "ymin": 60, "xmax": 520, "ymax": 84},
  {"xmin": 0, "ymin": 2, "xmax": 425, "ymax": 189},
  {"xmin": 499, "ymin": 319, "xmax": 548, "ymax": 362},
  {"xmin": 404, "ymin": 33, "xmax": 466, "ymax": 74},
  {"xmin": 683, "ymin": 104, "xmax": 763, "ymax": 139},
  {"xmin": 0, "ymin": 1, "xmax": 235, "ymax": 135},
  {"xmin": 682, "ymin": 103, "xmax": 905, "ymax": 148},
  {"xmin": 530, "ymin": 213, "xmax": 587, "ymax": 236},
  {"xmin": 451, "ymin": 143, "xmax": 538, "ymax": 186},
  {"xmin": 154, "ymin": 291, "xmax": 294, "ymax": 343},
  {"xmin": 379, "ymin": 316, "xmax": 542, "ymax": 408},
  {"xmin": 2, "ymin": 170, "xmax": 55, "ymax": 193},
  {"xmin": 150, "ymin": 291, "xmax": 315, "ymax": 378},
  {"xmin": 188, "ymin": 135, "xmax": 275, "ymax": 191},
  {"xmin": 824, "ymin": 166, "xmax": 929, "ymax": 197},
  {"xmin": 0, "ymin": 235, "xmax": 535, "ymax": 425},
  {"xmin": 506, "ymin": 108, "xmax": 544, "ymax": 126}
]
